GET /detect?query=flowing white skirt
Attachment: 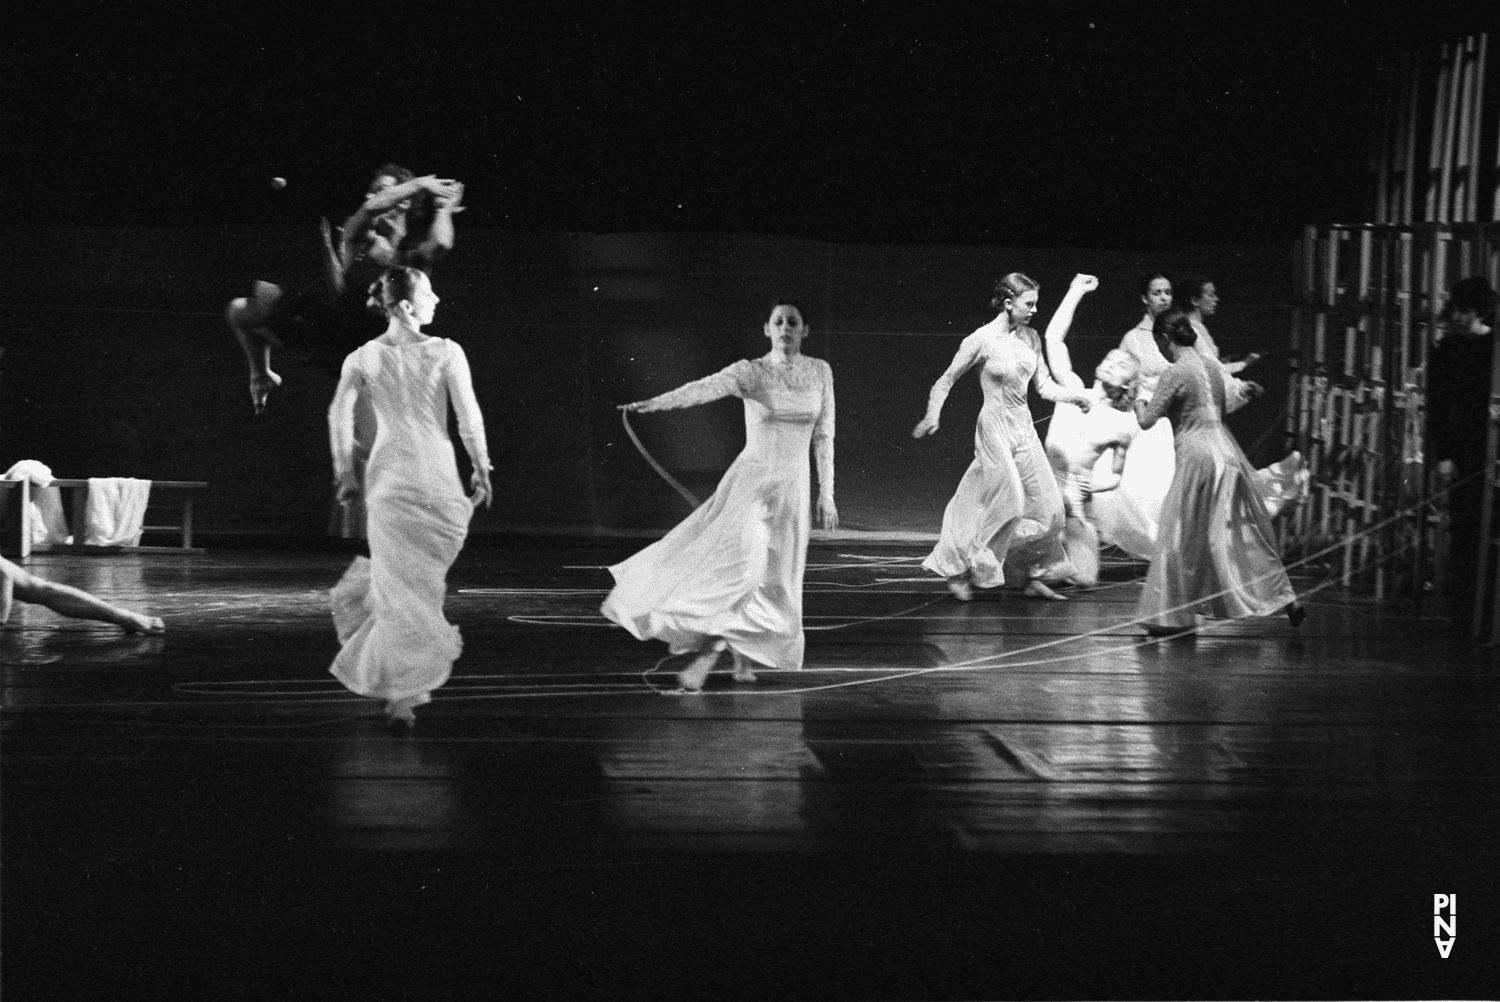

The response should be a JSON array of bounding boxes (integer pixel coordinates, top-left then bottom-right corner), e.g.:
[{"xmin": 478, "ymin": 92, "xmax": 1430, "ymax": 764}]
[
  {"xmin": 1136, "ymin": 425, "xmax": 1296, "ymax": 629},
  {"xmin": 330, "ymin": 491, "xmax": 472, "ymax": 704},
  {"xmin": 602, "ymin": 451, "xmax": 808, "ymax": 670}
]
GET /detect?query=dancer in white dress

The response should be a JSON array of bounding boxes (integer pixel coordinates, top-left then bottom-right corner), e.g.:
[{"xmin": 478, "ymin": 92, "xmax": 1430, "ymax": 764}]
[
  {"xmin": 604, "ymin": 301, "xmax": 837, "ymax": 693},
  {"xmin": 326, "ymin": 267, "xmax": 492, "ymax": 729},
  {"xmin": 1039, "ymin": 274, "xmax": 1147, "ymax": 585},
  {"xmin": 1134, "ymin": 309, "xmax": 1303, "ymax": 635},
  {"xmin": 914, "ymin": 272, "xmax": 1094, "ymax": 601},
  {"xmin": 1111, "ymin": 273, "xmax": 1179, "ymax": 551}
]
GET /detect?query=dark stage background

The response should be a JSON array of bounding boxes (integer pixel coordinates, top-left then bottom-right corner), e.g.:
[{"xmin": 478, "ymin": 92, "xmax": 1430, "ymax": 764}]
[{"xmin": 3, "ymin": 226, "xmax": 1294, "ymax": 537}]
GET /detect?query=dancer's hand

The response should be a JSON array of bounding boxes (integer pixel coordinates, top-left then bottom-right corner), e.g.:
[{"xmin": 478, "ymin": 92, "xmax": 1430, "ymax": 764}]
[
  {"xmin": 1071, "ymin": 273, "xmax": 1099, "ymax": 293},
  {"xmin": 817, "ymin": 494, "xmax": 839, "ymax": 531},
  {"xmin": 619, "ymin": 401, "xmax": 651, "ymax": 413},
  {"xmin": 334, "ymin": 472, "xmax": 361, "ymax": 506},
  {"xmin": 912, "ymin": 415, "xmax": 940, "ymax": 438},
  {"xmin": 435, "ymin": 181, "xmax": 466, "ymax": 213},
  {"xmin": 470, "ymin": 467, "xmax": 493, "ymax": 509},
  {"xmin": 1242, "ymin": 380, "xmax": 1265, "ymax": 400},
  {"xmin": 249, "ymin": 370, "xmax": 282, "ymax": 415},
  {"xmin": 1072, "ymin": 393, "xmax": 1093, "ymax": 413}
]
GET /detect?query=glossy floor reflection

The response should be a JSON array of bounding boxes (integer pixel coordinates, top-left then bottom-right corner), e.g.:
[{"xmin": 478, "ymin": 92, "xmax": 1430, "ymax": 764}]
[{"xmin": 3, "ymin": 541, "xmax": 1497, "ymax": 999}]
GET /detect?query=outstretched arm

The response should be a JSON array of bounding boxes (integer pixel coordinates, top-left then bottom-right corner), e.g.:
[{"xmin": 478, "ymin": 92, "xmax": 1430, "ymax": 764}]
[
  {"xmin": 620, "ymin": 362, "xmax": 746, "ymax": 413},
  {"xmin": 913, "ymin": 332, "xmax": 984, "ymax": 437},
  {"xmin": 328, "ymin": 356, "xmax": 365, "ymax": 504},
  {"xmin": 1043, "ymin": 273, "xmax": 1098, "ymax": 388},
  {"xmin": 408, "ymin": 182, "xmax": 465, "ymax": 265},
  {"xmin": 813, "ymin": 362, "xmax": 838, "ymax": 530},
  {"xmin": 445, "ymin": 342, "xmax": 493, "ymax": 508},
  {"xmin": 1029, "ymin": 330, "xmax": 1093, "ymax": 410}
]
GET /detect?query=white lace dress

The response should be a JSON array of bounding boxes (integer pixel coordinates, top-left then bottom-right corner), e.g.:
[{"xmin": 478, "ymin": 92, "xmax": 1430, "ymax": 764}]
[
  {"xmin": 602, "ymin": 354, "xmax": 834, "ymax": 671},
  {"xmin": 328, "ymin": 337, "xmax": 486, "ymax": 706}
]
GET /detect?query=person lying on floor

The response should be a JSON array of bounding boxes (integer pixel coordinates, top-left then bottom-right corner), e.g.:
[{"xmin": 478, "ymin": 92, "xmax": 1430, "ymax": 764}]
[{"xmin": 1, "ymin": 556, "xmax": 165, "ymax": 635}]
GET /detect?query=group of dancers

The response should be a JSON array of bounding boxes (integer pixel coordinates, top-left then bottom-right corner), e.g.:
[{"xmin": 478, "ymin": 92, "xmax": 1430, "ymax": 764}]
[{"xmin": 5, "ymin": 165, "xmax": 1326, "ymax": 730}]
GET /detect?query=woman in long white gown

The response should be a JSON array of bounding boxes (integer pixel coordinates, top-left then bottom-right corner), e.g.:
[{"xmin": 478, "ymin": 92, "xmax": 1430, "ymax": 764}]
[
  {"xmin": 1134, "ymin": 308, "xmax": 1303, "ymax": 635},
  {"xmin": 914, "ymin": 272, "xmax": 1095, "ymax": 601},
  {"xmin": 326, "ymin": 267, "xmax": 492, "ymax": 728},
  {"xmin": 604, "ymin": 301, "xmax": 837, "ymax": 693},
  {"xmin": 1039, "ymin": 274, "xmax": 1147, "ymax": 585}
]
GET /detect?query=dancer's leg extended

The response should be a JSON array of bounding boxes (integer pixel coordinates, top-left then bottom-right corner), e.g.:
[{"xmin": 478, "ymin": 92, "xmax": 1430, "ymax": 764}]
[{"xmin": 1, "ymin": 557, "xmax": 164, "ymax": 634}]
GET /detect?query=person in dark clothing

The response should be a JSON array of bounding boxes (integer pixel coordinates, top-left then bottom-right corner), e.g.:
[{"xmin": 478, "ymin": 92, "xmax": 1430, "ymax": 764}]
[{"xmin": 1426, "ymin": 276, "xmax": 1498, "ymax": 629}]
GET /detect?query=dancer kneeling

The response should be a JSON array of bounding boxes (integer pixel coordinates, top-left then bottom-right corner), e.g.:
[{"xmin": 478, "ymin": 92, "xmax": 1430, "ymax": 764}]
[
  {"xmin": 603, "ymin": 300, "xmax": 837, "ymax": 693},
  {"xmin": 2, "ymin": 555, "xmax": 164, "ymax": 634},
  {"xmin": 326, "ymin": 268, "xmax": 492, "ymax": 729},
  {"xmin": 1134, "ymin": 309, "xmax": 1302, "ymax": 635},
  {"xmin": 914, "ymin": 272, "xmax": 1094, "ymax": 601}
]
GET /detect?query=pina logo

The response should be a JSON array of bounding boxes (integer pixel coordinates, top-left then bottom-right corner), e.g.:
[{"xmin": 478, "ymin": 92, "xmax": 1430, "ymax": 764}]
[{"xmin": 1433, "ymin": 894, "xmax": 1456, "ymax": 958}]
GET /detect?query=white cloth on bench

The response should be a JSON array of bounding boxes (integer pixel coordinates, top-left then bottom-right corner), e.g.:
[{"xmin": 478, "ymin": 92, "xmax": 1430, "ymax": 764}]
[
  {"xmin": 85, "ymin": 478, "xmax": 152, "ymax": 547},
  {"xmin": 3, "ymin": 460, "xmax": 72, "ymax": 546}
]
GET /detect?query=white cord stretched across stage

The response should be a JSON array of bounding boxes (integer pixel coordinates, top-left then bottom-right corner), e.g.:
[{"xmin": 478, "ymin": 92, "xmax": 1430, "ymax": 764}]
[{"xmin": 621, "ymin": 408, "xmax": 702, "ymax": 508}]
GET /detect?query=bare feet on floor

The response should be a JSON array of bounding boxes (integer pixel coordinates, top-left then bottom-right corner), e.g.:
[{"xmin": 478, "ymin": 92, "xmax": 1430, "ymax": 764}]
[
  {"xmin": 946, "ymin": 575, "xmax": 974, "ymax": 602},
  {"xmin": 675, "ymin": 640, "xmax": 727, "ymax": 694},
  {"xmin": 384, "ymin": 696, "xmax": 420, "ymax": 732},
  {"xmin": 1023, "ymin": 580, "xmax": 1068, "ymax": 601},
  {"xmin": 122, "ymin": 613, "xmax": 166, "ymax": 635},
  {"xmin": 731, "ymin": 650, "xmax": 757, "ymax": 684}
]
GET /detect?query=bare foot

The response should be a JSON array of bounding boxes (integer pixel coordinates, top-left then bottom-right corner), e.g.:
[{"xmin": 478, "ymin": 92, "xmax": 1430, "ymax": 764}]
[
  {"xmin": 946, "ymin": 575, "xmax": 974, "ymax": 602},
  {"xmin": 385, "ymin": 697, "xmax": 419, "ymax": 732},
  {"xmin": 122, "ymin": 613, "xmax": 166, "ymax": 635},
  {"xmin": 249, "ymin": 369, "xmax": 282, "ymax": 415},
  {"xmin": 730, "ymin": 650, "xmax": 757, "ymax": 684},
  {"xmin": 675, "ymin": 640, "xmax": 727, "ymax": 693},
  {"xmin": 1023, "ymin": 580, "xmax": 1068, "ymax": 601}
]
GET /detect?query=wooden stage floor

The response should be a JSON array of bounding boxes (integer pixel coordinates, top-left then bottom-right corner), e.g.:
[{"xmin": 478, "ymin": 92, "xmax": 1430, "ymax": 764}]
[{"xmin": 3, "ymin": 540, "xmax": 1496, "ymax": 999}]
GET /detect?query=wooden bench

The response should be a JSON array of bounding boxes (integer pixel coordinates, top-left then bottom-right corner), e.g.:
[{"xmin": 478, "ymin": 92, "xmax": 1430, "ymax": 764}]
[{"xmin": 0, "ymin": 479, "xmax": 207, "ymax": 559}]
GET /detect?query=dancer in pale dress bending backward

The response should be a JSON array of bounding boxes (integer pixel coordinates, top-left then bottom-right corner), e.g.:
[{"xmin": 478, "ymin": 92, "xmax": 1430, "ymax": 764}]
[
  {"xmin": 604, "ymin": 300, "xmax": 837, "ymax": 693},
  {"xmin": 1134, "ymin": 309, "xmax": 1303, "ymax": 636},
  {"xmin": 1039, "ymin": 274, "xmax": 1145, "ymax": 585},
  {"xmin": 914, "ymin": 272, "xmax": 1094, "ymax": 602},
  {"xmin": 326, "ymin": 268, "xmax": 492, "ymax": 728}
]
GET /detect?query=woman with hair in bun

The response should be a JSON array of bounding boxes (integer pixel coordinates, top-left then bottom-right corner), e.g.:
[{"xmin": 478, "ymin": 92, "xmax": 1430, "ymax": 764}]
[
  {"xmin": 1134, "ymin": 307, "xmax": 1302, "ymax": 635},
  {"xmin": 326, "ymin": 267, "xmax": 492, "ymax": 729},
  {"xmin": 604, "ymin": 299, "xmax": 837, "ymax": 693},
  {"xmin": 914, "ymin": 272, "xmax": 1094, "ymax": 601}
]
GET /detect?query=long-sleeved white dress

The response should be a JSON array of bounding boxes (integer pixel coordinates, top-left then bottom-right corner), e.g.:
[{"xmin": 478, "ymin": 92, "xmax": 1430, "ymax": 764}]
[
  {"xmin": 922, "ymin": 322, "xmax": 1076, "ymax": 589},
  {"xmin": 602, "ymin": 354, "xmax": 834, "ymax": 671},
  {"xmin": 328, "ymin": 337, "xmax": 487, "ymax": 706}
]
